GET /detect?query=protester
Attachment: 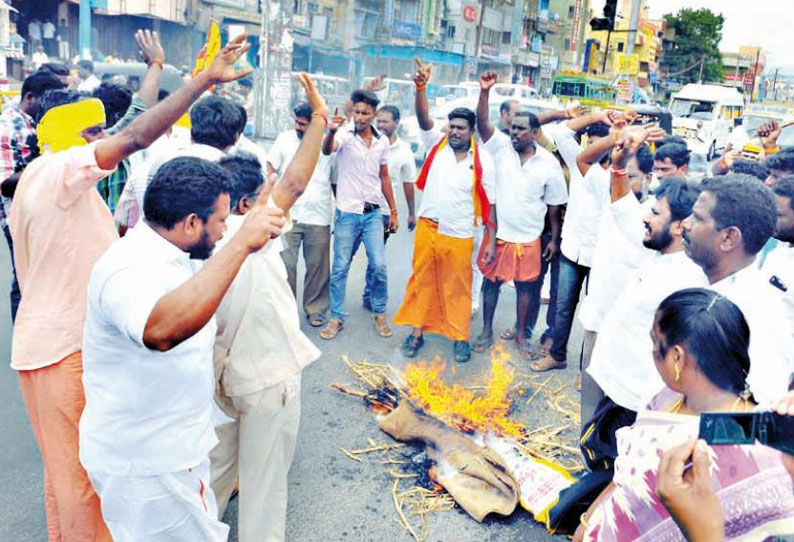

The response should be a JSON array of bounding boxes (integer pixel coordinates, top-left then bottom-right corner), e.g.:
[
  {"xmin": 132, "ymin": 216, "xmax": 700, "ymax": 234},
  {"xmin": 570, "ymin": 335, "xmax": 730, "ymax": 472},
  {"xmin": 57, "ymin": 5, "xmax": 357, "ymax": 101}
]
[
  {"xmin": 321, "ymin": 89, "xmax": 398, "ymax": 340},
  {"xmin": 208, "ymin": 73, "xmax": 327, "ymax": 542},
  {"xmin": 472, "ymin": 71, "xmax": 566, "ymax": 360},
  {"xmin": 497, "ymin": 99, "xmax": 520, "ymax": 134},
  {"xmin": 681, "ymin": 174, "xmax": 794, "ymax": 404},
  {"xmin": 39, "ymin": 61, "xmax": 71, "ymax": 86},
  {"xmin": 763, "ymin": 176, "xmax": 794, "ymax": 331},
  {"xmin": 0, "ymin": 70, "xmax": 64, "ymax": 322},
  {"xmin": 573, "ymin": 288, "xmax": 794, "ymax": 542},
  {"xmin": 9, "ymin": 33, "xmax": 252, "ymax": 542},
  {"xmin": 393, "ymin": 59, "xmax": 495, "ymax": 363},
  {"xmin": 653, "ymin": 143, "xmax": 690, "ymax": 179},
  {"xmin": 764, "ymin": 148, "xmax": 794, "ymax": 187},
  {"xmin": 269, "ymin": 102, "xmax": 333, "ymax": 326},
  {"xmin": 75, "ymin": 59, "xmax": 101, "ymax": 92},
  {"xmin": 32, "ymin": 45, "xmax": 49, "ymax": 70}
]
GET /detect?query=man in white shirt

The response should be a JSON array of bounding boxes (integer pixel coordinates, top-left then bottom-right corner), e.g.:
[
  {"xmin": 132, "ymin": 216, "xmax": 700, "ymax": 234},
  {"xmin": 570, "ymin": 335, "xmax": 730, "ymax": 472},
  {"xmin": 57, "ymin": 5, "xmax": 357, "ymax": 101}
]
[
  {"xmin": 81, "ymin": 156, "xmax": 288, "ymax": 542},
  {"xmin": 269, "ymin": 102, "xmax": 333, "ymax": 327},
  {"xmin": 394, "ymin": 59, "xmax": 496, "ymax": 363},
  {"xmin": 42, "ymin": 19, "xmax": 57, "ymax": 56},
  {"xmin": 682, "ymin": 174, "xmax": 794, "ymax": 405},
  {"xmin": 472, "ymin": 71, "xmax": 567, "ymax": 359},
  {"xmin": 320, "ymin": 89, "xmax": 398, "ymax": 340},
  {"xmin": 208, "ymin": 77, "xmax": 327, "ymax": 541},
  {"xmin": 764, "ymin": 177, "xmax": 794, "ymax": 331},
  {"xmin": 76, "ymin": 59, "xmax": 101, "ymax": 92},
  {"xmin": 32, "ymin": 45, "xmax": 48, "ymax": 69}
]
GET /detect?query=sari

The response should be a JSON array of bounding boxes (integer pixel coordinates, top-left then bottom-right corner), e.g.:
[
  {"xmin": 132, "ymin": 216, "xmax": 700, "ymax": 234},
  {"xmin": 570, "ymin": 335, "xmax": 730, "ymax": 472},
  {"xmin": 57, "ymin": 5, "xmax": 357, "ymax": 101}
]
[{"xmin": 584, "ymin": 388, "xmax": 794, "ymax": 542}]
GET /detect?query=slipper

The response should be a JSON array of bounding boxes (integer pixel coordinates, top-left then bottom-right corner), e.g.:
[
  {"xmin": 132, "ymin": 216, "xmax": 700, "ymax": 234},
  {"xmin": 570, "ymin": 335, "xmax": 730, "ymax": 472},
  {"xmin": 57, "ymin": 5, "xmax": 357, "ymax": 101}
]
[
  {"xmin": 454, "ymin": 340, "xmax": 472, "ymax": 363},
  {"xmin": 500, "ymin": 325, "xmax": 517, "ymax": 341},
  {"xmin": 516, "ymin": 340, "xmax": 539, "ymax": 360},
  {"xmin": 373, "ymin": 314, "xmax": 393, "ymax": 338},
  {"xmin": 320, "ymin": 318, "xmax": 343, "ymax": 340},
  {"xmin": 530, "ymin": 355, "xmax": 567, "ymax": 372},
  {"xmin": 308, "ymin": 313, "xmax": 327, "ymax": 327},
  {"xmin": 472, "ymin": 334, "xmax": 494, "ymax": 353},
  {"xmin": 401, "ymin": 335, "xmax": 424, "ymax": 358}
]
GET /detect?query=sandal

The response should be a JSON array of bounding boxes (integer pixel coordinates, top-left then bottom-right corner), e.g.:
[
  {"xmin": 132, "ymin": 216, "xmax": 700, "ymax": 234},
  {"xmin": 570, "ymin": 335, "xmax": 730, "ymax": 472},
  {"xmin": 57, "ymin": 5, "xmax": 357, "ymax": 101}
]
[
  {"xmin": 530, "ymin": 355, "xmax": 567, "ymax": 372},
  {"xmin": 308, "ymin": 313, "xmax": 327, "ymax": 327},
  {"xmin": 500, "ymin": 324, "xmax": 517, "ymax": 341},
  {"xmin": 472, "ymin": 334, "xmax": 494, "ymax": 353},
  {"xmin": 401, "ymin": 334, "xmax": 425, "ymax": 358},
  {"xmin": 373, "ymin": 314, "xmax": 393, "ymax": 338},
  {"xmin": 454, "ymin": 340, "xmax": 472, "ymax": 363},
  {"xmin": 320, "ymin": 318, "xmax": 344, "ymax": 340},
  {"xmin": 516, "ymin": 339, "xmax": 539, "ymax": 360}
]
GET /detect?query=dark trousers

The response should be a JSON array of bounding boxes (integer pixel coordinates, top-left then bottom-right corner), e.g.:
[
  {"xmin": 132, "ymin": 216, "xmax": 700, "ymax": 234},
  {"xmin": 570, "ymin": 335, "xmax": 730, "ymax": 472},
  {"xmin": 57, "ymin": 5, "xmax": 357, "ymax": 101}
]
[
  {"xmin": 549, "ymin": 254, "xmax": 589, "ymax": 362},
  {"xmin": 525, "ymin": 232, "xmax": 559, "ymax": 342},
  {"xmin": 280, "ymin": 222, "xmax": 331, "ymax": 317},
  {"xmin": 2, "ymin": 223, "xmax": 20, "ymax": 322}
]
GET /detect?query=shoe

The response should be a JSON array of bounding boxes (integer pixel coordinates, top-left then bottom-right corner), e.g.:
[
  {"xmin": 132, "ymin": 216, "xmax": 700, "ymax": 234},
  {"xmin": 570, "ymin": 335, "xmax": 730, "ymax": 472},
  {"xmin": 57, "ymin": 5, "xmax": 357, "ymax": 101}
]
[
  {"xmin": 373, "ymin": 314, "xmax": 393, "ymax": 338},
  {"xmin": 320, "ymin": 318, "xmax": 344, "ymax": 340},
  {"xmin": 454, "ymin": 340, "xmax": 472, "ymax": 363},
  {"xmin": 401, "ymin": 334, "xmax": 424, "ymax": 358},
  {"xmin": 530, "ymin": 355, "xmax": 567, "ymax": 372}
]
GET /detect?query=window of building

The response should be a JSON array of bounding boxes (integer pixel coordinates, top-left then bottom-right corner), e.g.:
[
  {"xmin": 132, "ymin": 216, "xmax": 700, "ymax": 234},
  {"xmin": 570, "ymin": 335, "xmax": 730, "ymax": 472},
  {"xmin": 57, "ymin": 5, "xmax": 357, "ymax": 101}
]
[
  {"xmin": 568, "ymin": 5, "xmax": 575, "ymax": 18},
  {"xmin": 617, "ymin": 41, "xmax": 624, "ymax": 52},
  {"xmin": 502, "ymin": 31, "xmax": 511, "ymax": 45},
  {"xmin": 564, "ymin": 38, "xmax": 570, "ymax": 50}
]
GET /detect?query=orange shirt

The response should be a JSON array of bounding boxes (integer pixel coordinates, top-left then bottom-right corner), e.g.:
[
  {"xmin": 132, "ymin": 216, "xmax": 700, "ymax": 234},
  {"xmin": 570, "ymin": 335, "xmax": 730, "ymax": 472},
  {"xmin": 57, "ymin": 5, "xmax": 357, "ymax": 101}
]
[{"xmin": 9, "ymin": 142, "xmax": 117, "ymax": 370}]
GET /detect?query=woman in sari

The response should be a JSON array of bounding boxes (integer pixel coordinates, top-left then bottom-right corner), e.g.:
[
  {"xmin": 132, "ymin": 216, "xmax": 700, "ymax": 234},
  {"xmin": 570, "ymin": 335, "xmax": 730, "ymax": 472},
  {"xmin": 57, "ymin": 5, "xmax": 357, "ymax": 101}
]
[{"xmin": 573, "ymin": 288, "xmax": 794, "ymax": 542}]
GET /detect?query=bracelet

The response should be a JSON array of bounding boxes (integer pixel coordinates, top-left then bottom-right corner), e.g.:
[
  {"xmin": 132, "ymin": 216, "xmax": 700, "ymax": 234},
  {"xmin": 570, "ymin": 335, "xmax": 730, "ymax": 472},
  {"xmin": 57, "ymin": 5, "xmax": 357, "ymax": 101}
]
[
  {"xmin": 147, "ymin": 59, "xmax": 163, "ymax": 70},
  {"xmin": 764, "ymin": 146, "xmax": 780, "ymax": 155},
  {"xmin": 415, "ymin": 83, "xmax": 427, "ymax": 91},
  {"xmin": 311, "ymin": 111, "xmax": 328, "ymax": 126},
  {"xmin": 389, "ymin": 208, "xmax": 398, "ymax": 216},
  {"xmin": 610, "ymin": 165, "xmax": 628, "ymax": 176}
]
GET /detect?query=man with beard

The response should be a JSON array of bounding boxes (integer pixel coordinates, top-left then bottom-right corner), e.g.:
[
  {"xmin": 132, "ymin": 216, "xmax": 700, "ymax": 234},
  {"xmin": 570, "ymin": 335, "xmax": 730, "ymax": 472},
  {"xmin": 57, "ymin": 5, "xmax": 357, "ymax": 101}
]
[
  {"xmin": 581, "ymin": 133, "xmax": 705, "ymax": 467},
  {"xmin": 763, "ymin": 177, "xmax": 794, "ymax": 331},
  {"xmin": 80, "ymin": 156, "xmax": 288, "ymax": 541},
  {"xmin": 682, "ymin": 174, "xmax": 794, "ymax": 404},
  {"xmin": 321, "ymin": 89, "xmax": 398, "ymax": 340},
  {"xmin": 471, "ymin": 71, "xmax": 567, "ymax": 360},
  {"xmin": 394, "ymin": 59, "xmax": 496, "ymax": 363},
  {"xmin": 269, "ymin": 102, "xmax": 333, "ymax": 327}
]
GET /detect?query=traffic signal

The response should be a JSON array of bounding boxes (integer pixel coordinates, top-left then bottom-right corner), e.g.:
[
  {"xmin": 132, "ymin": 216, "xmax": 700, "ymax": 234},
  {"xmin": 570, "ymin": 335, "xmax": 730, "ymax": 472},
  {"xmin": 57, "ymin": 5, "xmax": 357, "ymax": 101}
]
[{"xmin": 590, "ymin": 0, "xmax": 617, "ymax": 31}]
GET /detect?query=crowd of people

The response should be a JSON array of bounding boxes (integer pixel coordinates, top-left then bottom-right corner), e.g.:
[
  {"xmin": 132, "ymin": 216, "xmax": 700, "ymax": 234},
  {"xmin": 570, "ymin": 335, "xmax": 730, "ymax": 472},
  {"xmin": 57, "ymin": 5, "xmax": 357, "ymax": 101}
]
[{"xmin": 2, "ymin": 29, "xmax": 794, "ymax": 542}]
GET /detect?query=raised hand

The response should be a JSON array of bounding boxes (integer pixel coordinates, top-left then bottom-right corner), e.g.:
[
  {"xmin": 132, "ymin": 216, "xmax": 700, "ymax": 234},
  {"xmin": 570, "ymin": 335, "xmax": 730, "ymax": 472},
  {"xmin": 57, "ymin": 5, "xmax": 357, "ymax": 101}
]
[
  {"xmin": 565, "ymin": 104, "xmax": 583, "ymax": 119},
  {"xmin": 365, "ymin": 74, "xmax": 387, "ymax": 92},
  {"xmin": 205, "ymin": 34, "xmax": 253, "ymax": 84},
  {"xmin": 611, "ymin": 127, "xmax": 650, "ymax": 169},
  {"xmin": 643, "ymin": 124, "xmax": 668, "ymax": 143},
  {"xmin": 296, "ymin": 72, "xmax": 330, "ymax": 118},
  {"xmin": 328, "ymin": 107, "xmax": 345, "ymax": 133},
  {"xmin": 479, "ymin": 70, "xmax": 498, "ymax": 91},
  {"xmin": 238, "ymin": 174, "xmax": 287, "ymax": 253},
  {"xmin": 413, "ymin": 57, "xmax": 433, "ymax": 88},
  {"xmin": 135, "ymin": 29, "xmax": 164, "ymax": 66},
  {"xmin": 758, "ymin": 120, "xmax": 782, "ymax": 149}
]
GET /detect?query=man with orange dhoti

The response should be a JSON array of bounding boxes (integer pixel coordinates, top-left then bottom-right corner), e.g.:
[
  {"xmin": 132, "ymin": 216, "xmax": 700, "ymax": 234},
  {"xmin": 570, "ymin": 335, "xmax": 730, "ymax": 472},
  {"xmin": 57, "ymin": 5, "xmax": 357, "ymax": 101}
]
[
  {"xmin": 394, "ymin": 59, "xmax": 496, "ymax": 363},
  {"xmin": 471, "ymin": 71, "xmax": 568, "ymax": 360}
]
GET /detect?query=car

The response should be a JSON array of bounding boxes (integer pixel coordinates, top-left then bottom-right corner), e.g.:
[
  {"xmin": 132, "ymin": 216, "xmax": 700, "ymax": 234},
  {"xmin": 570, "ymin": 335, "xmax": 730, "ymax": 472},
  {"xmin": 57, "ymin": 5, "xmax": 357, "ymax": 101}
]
[{"xmin": 93, "ymin": 61, "xmax": 184, "ymax": 93}]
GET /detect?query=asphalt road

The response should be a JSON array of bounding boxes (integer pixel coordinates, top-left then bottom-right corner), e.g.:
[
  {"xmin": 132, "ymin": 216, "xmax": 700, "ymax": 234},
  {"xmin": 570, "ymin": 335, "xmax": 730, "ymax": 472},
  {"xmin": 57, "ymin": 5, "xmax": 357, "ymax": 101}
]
[{"xmin": 0, "ymin": 193, "xmax": 585, "ymax": 542}]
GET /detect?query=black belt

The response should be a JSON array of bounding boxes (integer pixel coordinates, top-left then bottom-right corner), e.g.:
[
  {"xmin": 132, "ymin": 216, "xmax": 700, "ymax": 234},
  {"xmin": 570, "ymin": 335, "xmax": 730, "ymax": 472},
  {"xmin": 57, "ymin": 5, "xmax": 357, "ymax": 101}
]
[{"xmin": 362, "ymin": 202, "xmax": 380, "ymax": 214}]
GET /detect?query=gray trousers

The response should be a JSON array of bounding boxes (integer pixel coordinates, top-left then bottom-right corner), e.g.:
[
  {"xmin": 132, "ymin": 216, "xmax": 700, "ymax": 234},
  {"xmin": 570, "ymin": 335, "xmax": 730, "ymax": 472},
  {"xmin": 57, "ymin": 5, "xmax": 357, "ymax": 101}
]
[
  {"xmin": 280, "ymin": 222, "xmax": 331, "ymax": 317},
  {"xmin": 580, "ymin": 330, "xmax": 605, "ymax": 432}
]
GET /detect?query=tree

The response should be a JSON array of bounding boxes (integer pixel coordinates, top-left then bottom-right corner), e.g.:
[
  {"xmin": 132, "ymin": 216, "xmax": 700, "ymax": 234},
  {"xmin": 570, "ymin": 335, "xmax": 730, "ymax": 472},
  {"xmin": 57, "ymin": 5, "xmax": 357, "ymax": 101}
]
[{"xmin": 662, "ymin": 8, "xmax": 725, "ymax": 84}]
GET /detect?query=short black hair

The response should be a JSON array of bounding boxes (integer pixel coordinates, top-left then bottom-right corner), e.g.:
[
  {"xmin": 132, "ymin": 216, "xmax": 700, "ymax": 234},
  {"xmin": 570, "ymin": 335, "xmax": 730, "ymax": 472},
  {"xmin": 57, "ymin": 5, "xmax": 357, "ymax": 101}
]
[
  {"xmin": 729, "ymin": 159, "xmax": 769, "ymax": 182},
  {"xmin": 378, "ymin": 104, "xmax": 401, "ymax": 123},
  {"xmin": 654, "ymin": 143, "xmax": 690, "ymax": 167},
  {"xmin": 37, "ymin": 89, "xmax": 91, "ymax": 121},
  {"xmin": 21, "ymin": 70, "xmax": 64, "ymax": 99},
  {"xmin": 190, "ymin": 95, "xmax": 245, "ymax": 150},
  {"xmin": 513, "ymin": 110, "xmax": 540, "ymax": 129},
  {"xmin": 77, "ymin": 59, "xmax": 94, "ymax": 73},
  {"xmin": 660, "ymin": 134, "xmax": 687, "ymax": 148},
  {"xmin": 500, "ymin": 99, "xmax": 518, "ymax": 115},
  {"xmin": 293, "ymin": 102, "xmax": 312, "ymax": 120},
  {"xmin": 233, "ymin": 101, "xmax": 247, "ymax": 135},
  {"xmin": 350, "ymin": 89, "xmax": 379, "ymax": 109},
  {"xmin": 652, "ymin": 176, "xmax": 701, "ymax": 221},
  {"xmin": 144, "ymin": 156, "xmax": 231, "ymax": 229},
  {"xmin": 92, "ymin": 83, "xmax": 132, "ymax": 129},
  {"xmin": 448, "ymin": 107, "xmax": 476, "ymax": 130},
  {"xmin": 584, "ymin": 122, "xmax": 610, "ymax": 138},
  {"xmin": 701, "ymin": 174, "xmax": 777, "ymax": 255},
  {"xmin": 39, "ymin": 62, "xmax": 70, "ymax": 77},
  {"xmin": 773, "ymin": 176, "xmax": 794, "ymax": 211},
  {"xmin": 635, "ymin": 144, "xmax": 654, "ymax": 174},
  {"xmin": 765, "ymin": 149, "xmax": 794, "ymax": 174},
  {"xmin": 218, "ymin": 152, "xmax": 265, "ymax": 210}
]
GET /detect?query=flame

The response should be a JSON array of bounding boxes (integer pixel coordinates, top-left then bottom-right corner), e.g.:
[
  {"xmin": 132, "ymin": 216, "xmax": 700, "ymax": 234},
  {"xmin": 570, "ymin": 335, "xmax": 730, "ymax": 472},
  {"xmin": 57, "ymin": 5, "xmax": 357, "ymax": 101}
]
[{"xmin": 403, "ymin": 345, "xmax": 525, "ymax": 439}]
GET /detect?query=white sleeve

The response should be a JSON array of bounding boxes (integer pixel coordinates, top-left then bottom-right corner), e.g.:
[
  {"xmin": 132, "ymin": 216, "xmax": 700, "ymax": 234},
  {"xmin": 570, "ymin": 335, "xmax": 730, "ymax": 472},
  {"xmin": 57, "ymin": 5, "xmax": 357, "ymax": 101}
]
[
  {"xmin": 402, "ymin": 150, "xmax": 417, "ymax": 184},
  {"xmin": 543, "ymin": 158, "xmax": 568, "ymax": 206},
  {"xmin": 335, "ymin": 128, "xmax": 354, "ymax": 149},
  {"xmin": 611, "ymin": 193, "xmax": 648, "ymax": 248},
  {"xmin": 482, "ymin": 128, "xmax": 510, "ymax": 156},
  {"xmin": 546, "ymin": 123, "xmax": 582, "ymax": 173},
  {"xmin": 419, "ymin": 126, "xmax": 445, "ymax": 150},
  {"xmin": 480, "ymin": 149, "xmax": 497, "ymax": 204},
  {"xmin": 267, "ymin": 134, "xmax": 286, "ymax": 171}
]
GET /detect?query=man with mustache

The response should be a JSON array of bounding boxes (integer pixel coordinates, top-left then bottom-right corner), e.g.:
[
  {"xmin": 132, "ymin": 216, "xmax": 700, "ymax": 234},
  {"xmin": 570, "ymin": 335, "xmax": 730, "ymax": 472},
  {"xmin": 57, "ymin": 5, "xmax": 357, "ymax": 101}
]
[{"xmin": 394, "ymin": 59, "xmax": 496, "ymax": 363}]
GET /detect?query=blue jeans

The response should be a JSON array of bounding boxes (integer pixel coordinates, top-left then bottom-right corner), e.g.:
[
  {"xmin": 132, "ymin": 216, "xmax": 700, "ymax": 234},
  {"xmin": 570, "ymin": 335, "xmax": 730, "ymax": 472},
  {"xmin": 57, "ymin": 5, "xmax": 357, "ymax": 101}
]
[
  {"xmin": 362, "ymin": 215, "xmax": 390, "ymax": 307},
  {"xmin": 549, "ymin": 254, "xmax": 589, "ymax": 362},
  {"xmin": 526, "ymin": 233, "xmax": 559, "ymax": 342},
  {"xmin": 330, "ymin": 210, "xmax": 388, "ymax": 320}
]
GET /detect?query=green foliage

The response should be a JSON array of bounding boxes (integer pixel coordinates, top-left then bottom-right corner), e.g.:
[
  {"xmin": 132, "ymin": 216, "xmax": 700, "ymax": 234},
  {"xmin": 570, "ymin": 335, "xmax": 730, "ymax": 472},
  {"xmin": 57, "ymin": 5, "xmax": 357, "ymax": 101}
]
[{"xmin": 663, "ymin": 8, "xmax": 725, "ymax": 84}]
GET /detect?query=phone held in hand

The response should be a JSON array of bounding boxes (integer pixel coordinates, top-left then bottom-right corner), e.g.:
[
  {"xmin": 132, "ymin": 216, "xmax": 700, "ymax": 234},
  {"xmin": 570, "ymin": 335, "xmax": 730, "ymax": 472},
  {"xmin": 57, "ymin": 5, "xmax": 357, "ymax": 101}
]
[{"xmin": 699, "ymin": 411, "xmax": 794, "ymax": 456}]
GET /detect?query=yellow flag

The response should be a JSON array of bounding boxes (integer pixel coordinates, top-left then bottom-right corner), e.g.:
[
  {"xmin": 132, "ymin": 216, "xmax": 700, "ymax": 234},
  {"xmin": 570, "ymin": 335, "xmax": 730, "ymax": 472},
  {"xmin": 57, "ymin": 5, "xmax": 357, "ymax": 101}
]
[{"xmin": 193, "ymin": 19, "xmax": 221, "ymax": 76}]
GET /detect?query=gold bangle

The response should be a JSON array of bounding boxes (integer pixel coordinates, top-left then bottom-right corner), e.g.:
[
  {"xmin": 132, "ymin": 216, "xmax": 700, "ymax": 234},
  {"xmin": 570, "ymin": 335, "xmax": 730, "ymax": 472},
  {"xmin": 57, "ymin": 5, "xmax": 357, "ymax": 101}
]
[
  {"xmin": 764, "ymin": 146, "xmax": 780, "ymax": 155},
  {"xmin": 580, "ymin": 512, "xmax": 589, "ymax": 526},
  {"xmin": 147, "ymin": 59, "xmax": 163, "ymax": 70}
]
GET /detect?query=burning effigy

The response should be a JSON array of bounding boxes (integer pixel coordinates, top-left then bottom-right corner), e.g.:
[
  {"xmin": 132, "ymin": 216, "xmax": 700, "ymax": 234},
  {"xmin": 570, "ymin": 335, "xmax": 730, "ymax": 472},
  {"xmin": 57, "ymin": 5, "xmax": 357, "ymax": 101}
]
[{"xmin": 332, "ymin": 346, "xmax": 584, "ymax": 541}]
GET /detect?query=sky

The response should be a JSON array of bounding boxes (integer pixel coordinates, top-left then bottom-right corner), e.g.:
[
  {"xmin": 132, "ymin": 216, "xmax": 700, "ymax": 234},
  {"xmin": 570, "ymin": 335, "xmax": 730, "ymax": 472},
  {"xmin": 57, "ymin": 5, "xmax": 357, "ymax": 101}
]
[{"xmin": 588, "ymin": 0, "xmax": 794, "ymax": 74}]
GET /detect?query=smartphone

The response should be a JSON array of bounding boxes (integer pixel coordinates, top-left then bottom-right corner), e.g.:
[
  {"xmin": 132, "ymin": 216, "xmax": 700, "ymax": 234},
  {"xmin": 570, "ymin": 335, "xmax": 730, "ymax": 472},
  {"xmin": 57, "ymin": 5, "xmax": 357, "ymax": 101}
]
[{"xmin": 699, "ymin": 411, "xmax": 794, "ymax": 456}]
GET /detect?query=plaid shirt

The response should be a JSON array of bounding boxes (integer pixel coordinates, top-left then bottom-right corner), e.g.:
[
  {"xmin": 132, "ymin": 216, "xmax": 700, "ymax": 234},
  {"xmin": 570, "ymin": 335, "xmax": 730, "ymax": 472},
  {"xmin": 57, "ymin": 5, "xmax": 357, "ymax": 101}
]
[{"xmin": 0, "ymin": 104, "xmax": 37, "ymax": 230}]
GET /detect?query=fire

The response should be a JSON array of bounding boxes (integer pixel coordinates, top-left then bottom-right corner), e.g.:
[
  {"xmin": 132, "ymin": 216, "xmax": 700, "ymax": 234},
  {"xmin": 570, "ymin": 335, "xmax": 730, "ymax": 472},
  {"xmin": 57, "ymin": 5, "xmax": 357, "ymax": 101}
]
[{"xmin": 403, "ymin": 345, "xmax": 525, "ymax": 439}]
